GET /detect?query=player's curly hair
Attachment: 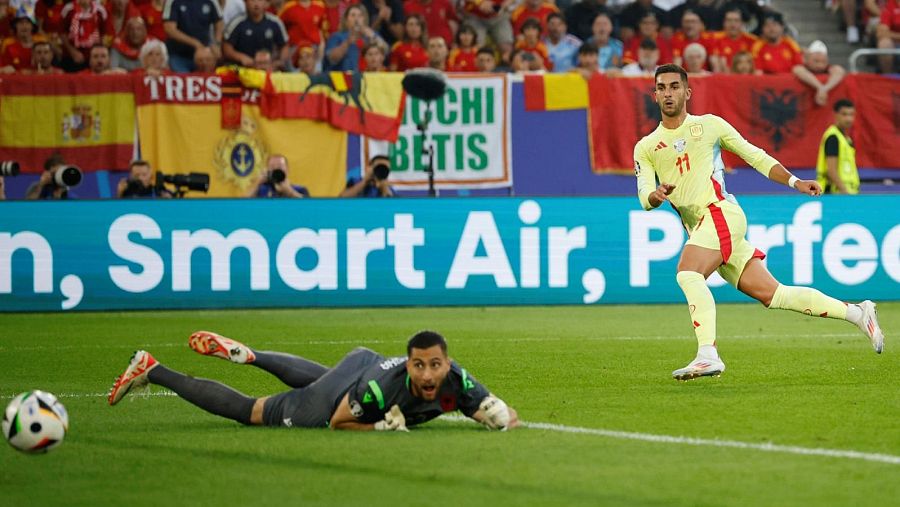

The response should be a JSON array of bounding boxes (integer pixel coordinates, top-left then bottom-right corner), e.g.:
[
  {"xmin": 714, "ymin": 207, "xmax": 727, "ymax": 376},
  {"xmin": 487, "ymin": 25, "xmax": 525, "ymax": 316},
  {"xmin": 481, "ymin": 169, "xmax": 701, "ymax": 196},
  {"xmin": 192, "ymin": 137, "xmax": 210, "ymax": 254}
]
[{"xmin": 408, "ymin": 331, "xmax": 447, "ymax": 356}]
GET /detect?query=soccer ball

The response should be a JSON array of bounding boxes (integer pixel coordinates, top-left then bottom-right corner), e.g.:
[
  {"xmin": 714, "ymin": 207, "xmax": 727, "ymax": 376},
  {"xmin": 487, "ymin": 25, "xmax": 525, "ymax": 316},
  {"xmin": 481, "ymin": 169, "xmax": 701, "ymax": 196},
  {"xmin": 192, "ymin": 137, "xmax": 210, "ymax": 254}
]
[{"xmin": 3, "ymin": 391, "xmax": 69, "ymax": 453}]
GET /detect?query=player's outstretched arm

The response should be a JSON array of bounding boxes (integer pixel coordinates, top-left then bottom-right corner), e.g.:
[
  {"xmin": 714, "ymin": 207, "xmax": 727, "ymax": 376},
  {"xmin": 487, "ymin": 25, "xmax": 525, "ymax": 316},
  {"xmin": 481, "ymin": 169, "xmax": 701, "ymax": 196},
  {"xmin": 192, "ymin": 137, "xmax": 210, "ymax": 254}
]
[
  {"xmin": 767, "ymin": 163, "xmax": 822, "ymax": 196},
  {"xmin": 330, "ymin": 393, "xmax": 375, "ymax": 430},
  {"xmin": 472, "ymin": 395, "xmax": 519, "ymax": 430},
  {"xmin": 330, "ymin": 393, "xmax": 409, "ymax": 431}
]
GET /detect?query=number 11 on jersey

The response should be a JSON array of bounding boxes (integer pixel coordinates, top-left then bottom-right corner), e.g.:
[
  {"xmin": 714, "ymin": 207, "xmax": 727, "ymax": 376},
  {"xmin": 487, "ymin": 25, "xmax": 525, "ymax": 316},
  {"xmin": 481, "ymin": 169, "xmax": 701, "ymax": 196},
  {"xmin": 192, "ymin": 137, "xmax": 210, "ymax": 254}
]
[{"xmin": 676, "ymin": 153, "xmax": 691, "ymax": 175}]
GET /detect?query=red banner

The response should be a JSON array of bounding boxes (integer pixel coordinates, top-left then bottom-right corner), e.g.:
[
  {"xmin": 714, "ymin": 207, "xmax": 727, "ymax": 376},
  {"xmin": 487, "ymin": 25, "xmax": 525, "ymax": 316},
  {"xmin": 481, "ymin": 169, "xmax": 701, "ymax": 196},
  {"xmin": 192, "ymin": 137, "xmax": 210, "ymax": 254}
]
[{"xmin": 586, "ymin": 74, "xmax": 899, "ymax": 171}]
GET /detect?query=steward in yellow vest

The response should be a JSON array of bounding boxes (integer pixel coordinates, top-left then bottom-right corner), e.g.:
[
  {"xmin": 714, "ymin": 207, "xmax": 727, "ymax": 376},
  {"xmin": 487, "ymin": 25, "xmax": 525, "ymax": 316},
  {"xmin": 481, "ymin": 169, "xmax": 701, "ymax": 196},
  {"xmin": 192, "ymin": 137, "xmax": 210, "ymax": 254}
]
[{"xmin": 816, "ymin": 99, "xmax": 859, "ymax": 194}]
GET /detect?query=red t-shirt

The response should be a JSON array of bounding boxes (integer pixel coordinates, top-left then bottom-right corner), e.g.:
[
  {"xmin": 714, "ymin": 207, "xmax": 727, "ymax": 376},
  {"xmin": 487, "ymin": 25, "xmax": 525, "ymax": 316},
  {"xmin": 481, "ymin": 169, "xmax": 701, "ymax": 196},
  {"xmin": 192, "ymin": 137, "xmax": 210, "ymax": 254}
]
[
  {"xmin": 138, "ymin": 3, "xmax": 167, "ymax": 41},
  {"xmin": 463, "ymin": 0, "xmax": 503, "ymax": 20},
  {"xmin": 515, "ymin": 39, "xmax": 552, "ymax": 70},
  {"xmin": 712, "ymin": 31, "xmax": 758, "ymax": 67},
  {"xmin": 1, "ymin": 40, "xmax": 33, "ymax": 70},
  {"xmin": 389, "ymin": 40, "xmax": 428, "ymax": 70},
  {"xmin": 510, "ymin": 3, "xmax": 559, "ymax": 37},
  {"xmin": 622, "ymin": 34, "xmax": 673, "ymax": 65},
  {"xmin": 403, "ymin": 0, "xmax": 458, "ymax": 46},
  {"xmin": 280, "ymin": 0, "xmax": 327, "ymax": 46},
  {"xmin": 671, "ymin": 30, "xmax": 717, "ymax": 68},
  {"xmin": 324, "ymin": 4, "xmax": 341, "ymax": 36},
  {"xmin": 752, "ymin": 36, "xmax": 803, "ymax": 74},
  {"xmin": 881, "ymin": 0, "xmax": 900, "ymax": 30},
  {"xmin": 448, "ymin": 46, "xmax": 477, "ymax": 71},
  {"xmin": 104, "ymin": 1, "xmax": 142, "ymax": 38},
  {"xmin": 36, "ymin": 0, "xmax": 69, "ymax": 35}
]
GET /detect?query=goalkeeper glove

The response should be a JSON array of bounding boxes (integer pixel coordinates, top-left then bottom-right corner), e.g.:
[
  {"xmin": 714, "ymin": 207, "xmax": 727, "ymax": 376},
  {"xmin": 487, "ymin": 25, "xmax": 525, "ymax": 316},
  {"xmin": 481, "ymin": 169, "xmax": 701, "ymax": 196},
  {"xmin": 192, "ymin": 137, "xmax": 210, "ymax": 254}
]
[
  {"xmin": 479, "ymin": 396, "xmax": 510, "ymax": 431},
  {"xmin": 374, "ymin": 404, "xmax": 409, "ymax": 432}
]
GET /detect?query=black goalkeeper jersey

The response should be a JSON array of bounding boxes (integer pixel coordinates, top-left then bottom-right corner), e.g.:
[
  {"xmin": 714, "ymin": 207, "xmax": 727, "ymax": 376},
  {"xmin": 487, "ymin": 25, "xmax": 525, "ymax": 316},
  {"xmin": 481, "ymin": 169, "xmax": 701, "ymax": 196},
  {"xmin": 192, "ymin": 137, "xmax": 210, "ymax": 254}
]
[{"xmin": 345, "ymin": 355, "xmax": 491, "ymax": 427}]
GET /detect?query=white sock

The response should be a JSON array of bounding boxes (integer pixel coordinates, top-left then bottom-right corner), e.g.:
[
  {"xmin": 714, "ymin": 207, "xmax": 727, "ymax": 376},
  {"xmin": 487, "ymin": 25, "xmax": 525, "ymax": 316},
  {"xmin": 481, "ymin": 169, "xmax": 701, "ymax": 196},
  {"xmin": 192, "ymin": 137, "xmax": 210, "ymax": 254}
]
[
  {"xmin": 697, "ymin": 344, "xmax": 719, "ymax": 360},
  {"xmin": 846, "ymin": 304, "xmax": 863, "ymax": 325}
]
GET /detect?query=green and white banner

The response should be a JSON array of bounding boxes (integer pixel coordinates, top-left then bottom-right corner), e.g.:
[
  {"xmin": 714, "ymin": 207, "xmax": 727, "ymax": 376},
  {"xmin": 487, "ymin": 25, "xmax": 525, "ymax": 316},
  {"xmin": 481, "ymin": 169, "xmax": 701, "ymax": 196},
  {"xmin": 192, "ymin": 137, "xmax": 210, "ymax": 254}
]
[{"xmin": 364, "ymin": 74, "xmax": 512, "ymax": 190}]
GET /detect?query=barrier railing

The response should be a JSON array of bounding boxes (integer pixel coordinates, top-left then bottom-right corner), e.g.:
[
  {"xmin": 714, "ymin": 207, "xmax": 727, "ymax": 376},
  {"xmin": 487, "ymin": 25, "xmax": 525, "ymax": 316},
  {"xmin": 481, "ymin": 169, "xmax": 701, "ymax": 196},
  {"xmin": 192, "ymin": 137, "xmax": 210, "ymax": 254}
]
[{"xmin": 848, "ymin": 48, "xmax": 900, "ymax": 73}]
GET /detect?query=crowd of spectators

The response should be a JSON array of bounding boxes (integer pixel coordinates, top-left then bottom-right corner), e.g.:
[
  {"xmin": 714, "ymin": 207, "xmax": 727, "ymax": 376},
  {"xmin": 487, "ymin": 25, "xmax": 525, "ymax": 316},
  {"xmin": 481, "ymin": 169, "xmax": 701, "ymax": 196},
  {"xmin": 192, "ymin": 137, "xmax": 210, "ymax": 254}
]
[{"xmin": 0, "ymin": 0, "xmax": 895, "ymax": 78}]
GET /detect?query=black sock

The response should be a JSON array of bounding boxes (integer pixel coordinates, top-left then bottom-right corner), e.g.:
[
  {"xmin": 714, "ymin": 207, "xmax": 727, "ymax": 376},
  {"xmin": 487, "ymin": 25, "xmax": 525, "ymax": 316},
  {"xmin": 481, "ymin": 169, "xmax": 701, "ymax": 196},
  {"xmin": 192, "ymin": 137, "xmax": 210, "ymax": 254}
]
[
  {"xmin": 251, "ymin": 351, "xmax": 329, "ymax": 388},
  {"xmin": 148, "ymin": 365, "xmax": 255, "ymax": 425}
]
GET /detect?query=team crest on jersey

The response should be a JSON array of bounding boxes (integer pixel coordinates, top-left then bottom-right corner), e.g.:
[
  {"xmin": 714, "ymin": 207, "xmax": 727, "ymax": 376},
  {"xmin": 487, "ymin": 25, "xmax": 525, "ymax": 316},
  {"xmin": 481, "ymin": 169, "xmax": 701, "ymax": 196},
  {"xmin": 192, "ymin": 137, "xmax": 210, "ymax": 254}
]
[
  {"xmin": 349, "ymin": 400, "xmax": 364, "ymax": 417},
  {"xmin": 214, "ymin": 116, "xmax": 268, "ymax": 191},
  {"xmin": 265, "ymin": 28, "xmax": 273, "ymax": 39},
  {"xmin": 690, "ymin": 124, "xmax": 703, "ymax": 137},
  {"xmin": 674, "ymin": 138, "xmax": 686, "ymax": 153},
  {"xmin": 440, "ymin": 394, "xmax": 457, "ymax": 412},
  {"xmin": 202, "ymin": 4, "xmax": 210, "ymax": 14}
]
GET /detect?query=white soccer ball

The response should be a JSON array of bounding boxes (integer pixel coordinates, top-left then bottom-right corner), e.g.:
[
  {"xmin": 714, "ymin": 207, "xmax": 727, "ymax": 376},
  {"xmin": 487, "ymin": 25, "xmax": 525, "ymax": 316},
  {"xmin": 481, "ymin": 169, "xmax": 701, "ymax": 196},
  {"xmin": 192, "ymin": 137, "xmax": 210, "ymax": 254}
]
[{"xmin": 3, "ymin": 391, "xmax": 69, "ymax": 453}]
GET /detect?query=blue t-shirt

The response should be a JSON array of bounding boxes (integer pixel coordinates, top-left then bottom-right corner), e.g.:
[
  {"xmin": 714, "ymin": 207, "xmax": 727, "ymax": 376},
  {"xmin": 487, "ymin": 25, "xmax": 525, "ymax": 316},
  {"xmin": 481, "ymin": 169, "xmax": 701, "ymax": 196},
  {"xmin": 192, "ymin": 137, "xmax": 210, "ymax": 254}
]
[
  {"xmin": 225, "ymin": 13, "xmax": 288, "ymax": 59},
  {"xmin": 324, "ymin": 31, "xmax": 384, "ymax": 72},
  {"xmin": 163, "ymin": 0, "xmax": 223, "ymax": 58},
  {"xmin": 256, "ymin": 183, "xmax": 309, "ymax": 197},
  {"xmin": 587, "ymin": 37, "xmax": 623, "ymax": 70},
  {"xmin": 544, "ymin": 34, "xmax": 582, "ymax": 73}
]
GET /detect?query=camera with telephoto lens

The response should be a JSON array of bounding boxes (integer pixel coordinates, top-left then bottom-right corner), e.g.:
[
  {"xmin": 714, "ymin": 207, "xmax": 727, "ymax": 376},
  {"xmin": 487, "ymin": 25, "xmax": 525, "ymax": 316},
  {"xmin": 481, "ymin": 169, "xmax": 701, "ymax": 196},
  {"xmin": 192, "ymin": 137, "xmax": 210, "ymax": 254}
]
[
  {"xmin": 0, "ymin": 161, "xmax": 20, "ymax": 177},
  {"xmin": 372, "ymin": 162, "xmax": 390, "ymax": 181},
  {"xmin": 266, "ymin": 168, "xmax": 286, "ymax": 186},
  {"xmin": 123, "ymin": 178, "xmax": 154, "ymax": 197},
  {"xmin": 155, "ymin": 171, "xmax": 210, "ymax": 197},
  {"xmin": 52, "ymin": 165, "xmax": 83, "ymax": 188}
]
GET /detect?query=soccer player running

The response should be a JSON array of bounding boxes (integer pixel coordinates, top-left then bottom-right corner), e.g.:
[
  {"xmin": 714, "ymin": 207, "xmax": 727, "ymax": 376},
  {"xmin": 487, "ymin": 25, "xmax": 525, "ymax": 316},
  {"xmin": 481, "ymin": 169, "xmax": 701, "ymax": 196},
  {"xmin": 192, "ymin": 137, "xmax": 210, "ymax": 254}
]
[
  {"xmin": 633, "ymin": 64, "xmax": 885, "ymax": 381},
  {"xmin": 109, "ymin": 330, "xmax": 517, "ymax": 431}
]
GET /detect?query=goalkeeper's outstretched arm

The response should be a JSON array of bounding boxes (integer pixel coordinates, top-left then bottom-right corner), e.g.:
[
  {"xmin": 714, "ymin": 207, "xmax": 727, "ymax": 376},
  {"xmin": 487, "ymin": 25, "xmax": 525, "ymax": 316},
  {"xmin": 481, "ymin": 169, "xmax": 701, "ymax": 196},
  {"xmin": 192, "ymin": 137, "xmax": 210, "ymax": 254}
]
[{"xmin": 472, "ymin": 395, "xmax": 520, "ymax": 430}]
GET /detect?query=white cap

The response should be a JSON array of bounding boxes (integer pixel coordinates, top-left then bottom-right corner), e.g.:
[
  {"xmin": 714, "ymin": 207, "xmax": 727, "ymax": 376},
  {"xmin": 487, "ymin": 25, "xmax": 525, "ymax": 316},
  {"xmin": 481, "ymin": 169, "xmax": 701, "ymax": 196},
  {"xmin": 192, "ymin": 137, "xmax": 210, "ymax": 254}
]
[{"xmin": 808, "ymin": 40, "xmax": 828, "ymax": 55}]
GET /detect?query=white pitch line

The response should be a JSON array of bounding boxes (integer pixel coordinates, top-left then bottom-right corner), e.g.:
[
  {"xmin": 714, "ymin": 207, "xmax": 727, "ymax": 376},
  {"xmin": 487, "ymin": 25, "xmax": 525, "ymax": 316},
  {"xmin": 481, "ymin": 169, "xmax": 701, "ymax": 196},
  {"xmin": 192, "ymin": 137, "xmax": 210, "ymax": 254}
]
[
  {"xmin": 0, "ymin": 391, "xmax": 177, "ymax": 400},
  {"xmin": 0, "ymin": 390, "xmax": 900, "ymax": 465},
  {"xmin": 0, "ymin": 333, "xmax": 861, "ymax": 352},
  {"xmin": 440, "ymin": 415, "xmax": 900, "ymax": 466},
  {"xmin": 4, "ymin": 390, "xmax": 893, "ymax": 466}
]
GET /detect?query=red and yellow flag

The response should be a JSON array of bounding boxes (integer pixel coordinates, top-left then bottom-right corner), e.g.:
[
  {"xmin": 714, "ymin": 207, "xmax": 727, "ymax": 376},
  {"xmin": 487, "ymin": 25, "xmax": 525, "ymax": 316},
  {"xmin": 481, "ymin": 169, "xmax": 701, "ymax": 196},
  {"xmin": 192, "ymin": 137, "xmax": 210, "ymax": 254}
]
[
  {"xmin": 523, "ymin": 73, "xmax": 589, "ymax": 112},
  {"xmin": 0, "ymin": 75, "xmax": 135, "ymax": 172},
  {"xmin": 237, "ymin": 69, "xmax": 406, "ymax": 142},
  {"xmin": 135, "ymin": 74, "xmax": 346, "ymax": 197}
]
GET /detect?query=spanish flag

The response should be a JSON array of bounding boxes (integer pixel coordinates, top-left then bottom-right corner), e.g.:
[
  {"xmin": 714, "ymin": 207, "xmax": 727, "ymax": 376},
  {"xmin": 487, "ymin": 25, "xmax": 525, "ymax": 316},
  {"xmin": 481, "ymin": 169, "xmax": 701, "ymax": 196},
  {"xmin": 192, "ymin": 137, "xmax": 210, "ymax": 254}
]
[
  {"xmin": 0, "ymin": 75, "xmax": 135, "ymax": 172},
  {"xmin": 523, "ymin": 73, "xmax": 589, "ymax": 111},
  {"xmin": 135, "ymin": 74, "xmax": 346, "ymax": 198},
  {"xmin": 238, "ymin": 69, "xmax": 406, "ymax": 142}
]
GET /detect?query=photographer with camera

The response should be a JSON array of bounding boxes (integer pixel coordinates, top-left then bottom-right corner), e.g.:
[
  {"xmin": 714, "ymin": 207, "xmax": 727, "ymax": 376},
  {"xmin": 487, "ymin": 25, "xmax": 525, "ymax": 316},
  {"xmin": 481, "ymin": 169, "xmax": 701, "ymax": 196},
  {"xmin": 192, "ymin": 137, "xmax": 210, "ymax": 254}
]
[
  {"xmin": 341, "ymin": 155, "xmax": 395, "ymax": 198},
  {"xmin": 25, "ymin": 154, "xmax": 81, "ymax": 200},
  {"xmin": 246, "ymin": 155, "xmax": 309, "ymax": 198},
  {"xmin": 0, "ymin": 161, "xmax": 20, "ymax": 200},
  {"xmin": 117, "ymin": 160, "xmax": 173, "ymax": 199}
]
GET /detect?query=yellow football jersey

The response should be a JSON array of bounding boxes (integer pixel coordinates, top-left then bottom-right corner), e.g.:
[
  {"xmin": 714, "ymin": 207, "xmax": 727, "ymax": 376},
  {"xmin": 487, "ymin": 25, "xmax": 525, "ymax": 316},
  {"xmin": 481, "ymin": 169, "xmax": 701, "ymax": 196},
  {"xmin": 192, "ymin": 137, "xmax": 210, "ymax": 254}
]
[{"xmin": 633, "ymin": 114, "xmax": 780, "ymax": 230}]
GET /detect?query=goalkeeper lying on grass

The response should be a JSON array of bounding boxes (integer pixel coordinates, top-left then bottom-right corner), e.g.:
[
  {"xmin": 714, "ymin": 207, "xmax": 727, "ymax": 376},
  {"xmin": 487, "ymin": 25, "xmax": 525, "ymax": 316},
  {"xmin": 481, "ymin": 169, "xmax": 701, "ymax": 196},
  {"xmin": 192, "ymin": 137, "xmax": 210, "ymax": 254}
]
[{"xmin": 108, "ymin": 330, "xmax": 518, "ymax": 432}]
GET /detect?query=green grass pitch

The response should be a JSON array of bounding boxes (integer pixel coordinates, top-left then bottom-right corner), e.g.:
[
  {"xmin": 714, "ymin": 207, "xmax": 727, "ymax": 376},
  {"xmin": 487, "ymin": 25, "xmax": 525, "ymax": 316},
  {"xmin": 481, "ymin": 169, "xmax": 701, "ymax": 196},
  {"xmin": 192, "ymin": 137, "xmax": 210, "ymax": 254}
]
[{"xmin": 1, "ymin": 304, "xmax": 898, "ymax": 506}]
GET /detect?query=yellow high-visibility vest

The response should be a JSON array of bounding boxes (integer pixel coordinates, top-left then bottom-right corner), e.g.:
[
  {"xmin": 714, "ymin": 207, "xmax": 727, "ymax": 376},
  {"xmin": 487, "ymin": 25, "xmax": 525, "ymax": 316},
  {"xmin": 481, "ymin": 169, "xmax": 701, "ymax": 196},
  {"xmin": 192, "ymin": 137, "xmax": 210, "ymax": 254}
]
[{"xmin": 816, "ymin": 125, "xmax": 859, "ymax": 194}]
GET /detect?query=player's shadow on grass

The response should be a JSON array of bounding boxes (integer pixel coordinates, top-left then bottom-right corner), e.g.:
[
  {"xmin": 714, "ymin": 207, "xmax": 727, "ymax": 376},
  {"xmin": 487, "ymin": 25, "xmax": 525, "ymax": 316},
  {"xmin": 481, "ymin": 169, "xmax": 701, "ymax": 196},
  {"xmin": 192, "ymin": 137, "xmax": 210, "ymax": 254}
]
[{"xmin": 78, "ymin": 434, "xmax": 668, "ymax": 506}]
